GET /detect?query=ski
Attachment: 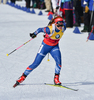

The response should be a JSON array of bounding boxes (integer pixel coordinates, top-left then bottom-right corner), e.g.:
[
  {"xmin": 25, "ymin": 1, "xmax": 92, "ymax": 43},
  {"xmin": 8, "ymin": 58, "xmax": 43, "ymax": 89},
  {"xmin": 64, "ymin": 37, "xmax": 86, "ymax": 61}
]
[{"xmin": 44, "ymin": 83, "xmax": 78, "ymax": 91}]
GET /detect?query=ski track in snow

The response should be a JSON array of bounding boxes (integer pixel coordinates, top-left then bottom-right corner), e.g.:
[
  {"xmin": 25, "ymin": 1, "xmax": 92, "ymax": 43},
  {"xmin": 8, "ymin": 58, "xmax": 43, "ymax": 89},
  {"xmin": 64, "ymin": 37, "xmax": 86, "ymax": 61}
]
[{"xmin": 0, "ymin": 1, "xmax": 94, "ymax": 100}]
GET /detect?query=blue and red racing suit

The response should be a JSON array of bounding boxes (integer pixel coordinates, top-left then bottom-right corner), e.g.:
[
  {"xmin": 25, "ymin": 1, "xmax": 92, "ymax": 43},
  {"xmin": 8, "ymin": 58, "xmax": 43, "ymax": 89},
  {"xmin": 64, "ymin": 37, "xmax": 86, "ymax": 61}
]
[{"xmin": 24, "ymin": 23, "xmax": 66, "ymax": 76}]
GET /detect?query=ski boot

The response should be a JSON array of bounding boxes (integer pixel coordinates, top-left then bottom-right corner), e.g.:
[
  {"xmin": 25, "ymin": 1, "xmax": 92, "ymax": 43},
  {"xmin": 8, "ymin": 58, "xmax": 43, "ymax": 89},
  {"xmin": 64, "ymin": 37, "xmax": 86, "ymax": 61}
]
[
  {"xmin": 13, "ymin": 73, "xmax": 27, "ymax": 88},
  {"xmin": 54, "ymin": 74, "xmax": 61, "ymax": 85}
]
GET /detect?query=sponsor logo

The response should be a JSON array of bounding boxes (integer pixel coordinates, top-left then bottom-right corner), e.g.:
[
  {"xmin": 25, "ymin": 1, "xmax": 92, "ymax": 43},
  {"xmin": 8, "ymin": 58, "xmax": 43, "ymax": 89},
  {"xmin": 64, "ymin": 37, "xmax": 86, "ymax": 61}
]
[{"xmin": 55, "ymin": 34, "xmax": 60, "ymax": 39}]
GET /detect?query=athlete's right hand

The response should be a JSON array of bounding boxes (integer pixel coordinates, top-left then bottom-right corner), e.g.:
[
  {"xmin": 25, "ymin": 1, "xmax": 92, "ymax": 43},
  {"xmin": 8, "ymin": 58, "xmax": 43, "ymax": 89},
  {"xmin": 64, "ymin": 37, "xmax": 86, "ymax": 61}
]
[{"xmin": 30, "ymin": 33, "xmax": 36, "ymax": 38}]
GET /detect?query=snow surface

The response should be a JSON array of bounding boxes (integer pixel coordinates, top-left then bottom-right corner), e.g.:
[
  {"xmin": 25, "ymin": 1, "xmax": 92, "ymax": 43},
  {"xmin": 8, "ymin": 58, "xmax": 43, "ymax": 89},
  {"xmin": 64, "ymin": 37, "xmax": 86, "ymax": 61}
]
[{"xmin": 0, "ymin": 1, "xmax": 94, "ymax": 100}]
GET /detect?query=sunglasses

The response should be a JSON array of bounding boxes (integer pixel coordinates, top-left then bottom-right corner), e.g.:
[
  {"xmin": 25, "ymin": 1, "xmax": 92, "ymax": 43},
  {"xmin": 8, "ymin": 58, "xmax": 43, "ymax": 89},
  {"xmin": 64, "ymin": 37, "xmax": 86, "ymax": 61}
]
[
  {"xmin": 57, "ymin": 24, "xmax": 63, "ymax": 27},
  {"xmin": 56, "ymin": 21, "xmax": 64, "ymax": 24}
]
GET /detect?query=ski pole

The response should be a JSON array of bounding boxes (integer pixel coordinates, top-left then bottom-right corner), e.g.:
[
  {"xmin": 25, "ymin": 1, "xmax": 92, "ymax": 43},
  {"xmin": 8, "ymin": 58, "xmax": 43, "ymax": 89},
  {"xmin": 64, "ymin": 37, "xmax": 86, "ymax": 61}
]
[
  {"xmin": 47, "ymin": 53, "xmax": 50, "ymax": 61},
  {"xmin": 6, "ymin": 38, "xmax": 33, "ymax": 56},
  {"xmin": 90, "ymin": 0, "xmax": 94, "ymax": 25}
]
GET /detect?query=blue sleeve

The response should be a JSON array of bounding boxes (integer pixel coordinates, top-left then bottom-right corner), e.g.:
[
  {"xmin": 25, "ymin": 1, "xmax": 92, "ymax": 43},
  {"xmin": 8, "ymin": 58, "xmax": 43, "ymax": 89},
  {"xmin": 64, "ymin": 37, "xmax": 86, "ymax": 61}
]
[
  {"xmin": 84, "ymin": 0, "xmax": 89, "ymax": 2},
  {"xmin": 81, "ymin": 0, "xmax": 86, "ymax": 7},
  {"xmin": 34, "ymin": 27, "xmax": 50, "ymax": 35}
]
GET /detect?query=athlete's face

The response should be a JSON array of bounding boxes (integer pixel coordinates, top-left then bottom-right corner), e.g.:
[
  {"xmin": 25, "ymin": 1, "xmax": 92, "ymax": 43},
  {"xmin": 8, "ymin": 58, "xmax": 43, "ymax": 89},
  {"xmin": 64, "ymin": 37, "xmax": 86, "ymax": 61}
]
[
  {"xmin": 55, "ymin": 21, "xmax": 63, "ymax": 30},
  {"xmin": 56, "ymin": 23, "xmax": 63, "ymax": 30}
]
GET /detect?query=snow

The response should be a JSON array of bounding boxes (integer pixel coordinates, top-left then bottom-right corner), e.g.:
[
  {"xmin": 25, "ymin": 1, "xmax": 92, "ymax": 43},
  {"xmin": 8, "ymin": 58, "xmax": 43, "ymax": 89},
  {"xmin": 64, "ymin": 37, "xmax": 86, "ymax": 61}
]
[{"xmin": 0, "ymin": 1, "xmax": 94, "ymax": 100}]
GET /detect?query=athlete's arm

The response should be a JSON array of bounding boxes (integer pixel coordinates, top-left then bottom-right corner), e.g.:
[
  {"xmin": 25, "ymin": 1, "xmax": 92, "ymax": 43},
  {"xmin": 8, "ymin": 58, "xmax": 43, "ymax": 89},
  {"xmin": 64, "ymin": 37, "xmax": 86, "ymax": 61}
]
[{"xmin": 34, "ymin": 27, "xmax": 50, "ymax": 35}]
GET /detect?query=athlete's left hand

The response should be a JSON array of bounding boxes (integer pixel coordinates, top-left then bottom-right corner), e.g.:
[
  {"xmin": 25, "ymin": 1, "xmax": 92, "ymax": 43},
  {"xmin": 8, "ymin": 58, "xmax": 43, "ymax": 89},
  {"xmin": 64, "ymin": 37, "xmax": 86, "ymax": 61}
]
[{"xmin": 30, "ymin": 33, "xmax": 36, "ymax": 38}]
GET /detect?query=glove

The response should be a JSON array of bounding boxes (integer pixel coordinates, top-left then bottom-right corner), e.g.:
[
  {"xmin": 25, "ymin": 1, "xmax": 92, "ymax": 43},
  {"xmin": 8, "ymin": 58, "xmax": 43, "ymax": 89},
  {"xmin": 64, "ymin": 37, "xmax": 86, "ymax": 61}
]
[
  {"xmin": 85, "ymin": 6, "xmax": 89, "ymax": 13},
  {"xmin": 30, "ymin": 33, "xmax": 36, "ymax": 38}
]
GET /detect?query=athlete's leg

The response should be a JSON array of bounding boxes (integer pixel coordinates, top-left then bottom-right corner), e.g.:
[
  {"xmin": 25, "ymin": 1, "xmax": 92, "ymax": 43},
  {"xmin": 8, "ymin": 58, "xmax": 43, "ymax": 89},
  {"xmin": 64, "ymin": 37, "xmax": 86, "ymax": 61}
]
[
  {"xmin": 50, "ymin": 44, "xmax": 62, "ymax": 85},
  {"xmin": 13, "ymin": 42, "xmax": 53, "ymax": 87},
  {"xmin": 24, "ymin": 54, "xmax": 45, "ymax": 76},
  {"xmin": 50, "ymin": 45, "xmax": 62, "ymax": 74},
  {"xmin": 24, "ymin": 42, "xmax": 53, "ymax": 76}
]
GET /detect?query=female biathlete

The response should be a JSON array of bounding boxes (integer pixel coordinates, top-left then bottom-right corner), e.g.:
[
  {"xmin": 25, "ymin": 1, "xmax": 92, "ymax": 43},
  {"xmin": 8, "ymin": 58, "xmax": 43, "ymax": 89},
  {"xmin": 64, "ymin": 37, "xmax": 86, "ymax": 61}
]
[{"xmin": 13, "ymin": 16, "xmax": 66, "ymax": 88}]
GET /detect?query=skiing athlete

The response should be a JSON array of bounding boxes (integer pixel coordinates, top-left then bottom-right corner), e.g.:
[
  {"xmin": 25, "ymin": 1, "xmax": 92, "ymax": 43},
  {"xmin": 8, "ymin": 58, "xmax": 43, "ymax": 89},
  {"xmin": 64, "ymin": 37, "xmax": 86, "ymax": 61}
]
[{"xmin": 13, "ymin": 16, "xmax": 66, "ymax": 88}]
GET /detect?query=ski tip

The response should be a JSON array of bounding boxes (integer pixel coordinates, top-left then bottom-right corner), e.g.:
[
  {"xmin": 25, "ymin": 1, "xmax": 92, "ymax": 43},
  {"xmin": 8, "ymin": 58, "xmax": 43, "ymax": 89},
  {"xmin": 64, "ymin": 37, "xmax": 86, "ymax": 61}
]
[{"xmin": 74, "ymin": 89, "xmax": 79, "ymax": 91}]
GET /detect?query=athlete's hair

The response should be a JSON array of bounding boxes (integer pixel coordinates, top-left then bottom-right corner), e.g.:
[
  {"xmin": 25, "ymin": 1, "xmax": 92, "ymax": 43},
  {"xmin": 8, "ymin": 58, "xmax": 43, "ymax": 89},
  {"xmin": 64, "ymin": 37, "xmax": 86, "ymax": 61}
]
[{"xmin": 48, "ymin": 16, "xmax": 63, "ymax": 26}]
